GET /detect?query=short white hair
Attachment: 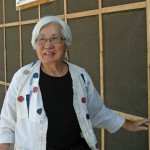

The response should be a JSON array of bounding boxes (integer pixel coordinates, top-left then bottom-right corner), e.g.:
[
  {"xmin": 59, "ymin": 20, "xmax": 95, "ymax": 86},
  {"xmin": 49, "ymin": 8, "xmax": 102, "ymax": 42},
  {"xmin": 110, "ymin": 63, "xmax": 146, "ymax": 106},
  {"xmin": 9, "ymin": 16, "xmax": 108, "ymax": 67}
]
[{"xmin": 31, "ymin": 16, "xmax": 72, "ymax": 49}]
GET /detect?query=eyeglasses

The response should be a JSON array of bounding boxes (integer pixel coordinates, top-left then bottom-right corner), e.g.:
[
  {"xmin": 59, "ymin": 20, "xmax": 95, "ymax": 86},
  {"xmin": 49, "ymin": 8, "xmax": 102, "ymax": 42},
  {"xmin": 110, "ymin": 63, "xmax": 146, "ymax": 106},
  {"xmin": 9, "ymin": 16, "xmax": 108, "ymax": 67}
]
[{"xmin": 35, "ymin": 35, "xmax": 65, "ymax": 45}]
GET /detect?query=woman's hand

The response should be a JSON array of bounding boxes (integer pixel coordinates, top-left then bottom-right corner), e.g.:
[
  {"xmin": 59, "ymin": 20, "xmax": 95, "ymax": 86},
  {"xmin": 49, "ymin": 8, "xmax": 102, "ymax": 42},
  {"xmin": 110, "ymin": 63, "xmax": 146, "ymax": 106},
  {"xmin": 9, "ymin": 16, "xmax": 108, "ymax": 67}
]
[
  {"xmin": 122, "ymin": 119, "xmax": 150, "ymax": 132},
  {"xmin": 0, "ymin": 144, "xmax": 10, "ymax": 150}
]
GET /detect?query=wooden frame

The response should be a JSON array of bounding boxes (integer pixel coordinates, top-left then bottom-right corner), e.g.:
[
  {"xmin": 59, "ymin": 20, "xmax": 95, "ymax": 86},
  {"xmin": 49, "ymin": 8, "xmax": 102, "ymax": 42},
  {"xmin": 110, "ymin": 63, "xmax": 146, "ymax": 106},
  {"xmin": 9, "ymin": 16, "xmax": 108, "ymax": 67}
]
[
  {"xmin": 16, "ymin": 0, "xmax": 54, "ymax": 10},
  {"xmin": 0, "ymin": 0, "xmax": 150, "ymax": 149}
]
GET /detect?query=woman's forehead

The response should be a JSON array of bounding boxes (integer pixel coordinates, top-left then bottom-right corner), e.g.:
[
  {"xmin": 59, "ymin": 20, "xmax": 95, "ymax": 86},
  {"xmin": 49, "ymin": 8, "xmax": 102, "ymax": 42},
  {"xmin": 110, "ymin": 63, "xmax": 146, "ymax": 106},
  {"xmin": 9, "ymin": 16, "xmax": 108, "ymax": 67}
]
[
  {"xmin": 39, "ymin": 23, "xmax": 61, "ymax": 35},
  {"xmin": 37, "ymin": 33, "xmax": 61, "ymax": 37},
  {"xmin": 40, "ymin": 22, "xmax": 61, "ymax": 31}
]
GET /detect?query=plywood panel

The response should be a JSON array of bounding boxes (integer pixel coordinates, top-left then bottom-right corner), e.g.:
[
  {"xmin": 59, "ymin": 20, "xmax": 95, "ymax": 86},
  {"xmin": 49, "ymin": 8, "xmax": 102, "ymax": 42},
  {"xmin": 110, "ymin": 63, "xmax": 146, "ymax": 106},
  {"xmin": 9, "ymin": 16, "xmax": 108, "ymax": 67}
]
[
  {"xmin": 22, "ymin": 24, "xmax": 38, "ymax": 66},
  {"xmin": 105, "ymin": 129, "xmax": 148, "ymax": 150},
  {"xmin": 0, "ymin": 1, "xmax": 150, "ymax": 150},
  {"xmin": 68, "ymin": 16, "xmax": 100, "ymax": 91},
  {"xmin": 41, "ymin": 0, "xmax": 64, "ymax": 16},
  {"xmin": 67, "ymin": 0, "xmax": 98, "ymax": 13},
  {"xmin": 103, "ymin": 9, "xmax": 147, "ymax": 117},
  {"xmin": 6, "ymin": 27, "xmax": 20, "ymax": 82},
  {"xmin": 5, "ymin": 0, "xmax": 18, "ymax": 23},
  {"xmin": 21, "ymin": 6, "xmax": 38, "ymax": 21}
]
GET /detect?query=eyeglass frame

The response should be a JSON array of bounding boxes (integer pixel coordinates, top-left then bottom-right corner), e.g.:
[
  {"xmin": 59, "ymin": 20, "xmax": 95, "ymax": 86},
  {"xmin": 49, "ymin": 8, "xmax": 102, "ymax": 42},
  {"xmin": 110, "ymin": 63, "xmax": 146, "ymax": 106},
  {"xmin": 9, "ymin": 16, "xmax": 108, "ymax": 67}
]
[{"xmin": 35, "ymin": 34, "xmax": 65, "ymax": 45}]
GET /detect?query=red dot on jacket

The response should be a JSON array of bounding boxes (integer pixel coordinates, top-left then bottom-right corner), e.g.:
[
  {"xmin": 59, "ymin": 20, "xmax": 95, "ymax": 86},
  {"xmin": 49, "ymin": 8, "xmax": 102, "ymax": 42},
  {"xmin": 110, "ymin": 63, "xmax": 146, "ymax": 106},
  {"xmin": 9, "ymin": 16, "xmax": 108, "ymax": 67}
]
[
  {"xmin": 81, "ymin": 97, "xmax": 86, "ymax": 103},
  {"xmin": 33, "ymin": 87, "xmax": 38, "ymax": 93},
  {"xmin": 95, "ymin": 143, "xmax": 99, "ymax": 149},
  {"xmin": 17, "ymin": 96, "xmax": 24, "ymax": 102}
]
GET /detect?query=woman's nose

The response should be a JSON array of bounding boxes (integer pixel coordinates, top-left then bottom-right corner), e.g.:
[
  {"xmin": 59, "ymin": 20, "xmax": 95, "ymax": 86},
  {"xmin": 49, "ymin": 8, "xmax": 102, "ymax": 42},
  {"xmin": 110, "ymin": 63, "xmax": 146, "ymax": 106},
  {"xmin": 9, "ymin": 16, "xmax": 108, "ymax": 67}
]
[{"xmin": 44, "ymin": 40, "xmax": 54, "ymax": 48}]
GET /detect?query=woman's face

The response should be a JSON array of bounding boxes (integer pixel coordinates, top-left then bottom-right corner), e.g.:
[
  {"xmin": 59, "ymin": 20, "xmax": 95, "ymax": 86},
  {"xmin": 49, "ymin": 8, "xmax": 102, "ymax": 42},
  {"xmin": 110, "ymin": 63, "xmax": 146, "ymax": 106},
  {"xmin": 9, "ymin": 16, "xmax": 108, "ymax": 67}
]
[{"xmin": 35, "ymin": 23, "xmax": 67, "ymax": 65}]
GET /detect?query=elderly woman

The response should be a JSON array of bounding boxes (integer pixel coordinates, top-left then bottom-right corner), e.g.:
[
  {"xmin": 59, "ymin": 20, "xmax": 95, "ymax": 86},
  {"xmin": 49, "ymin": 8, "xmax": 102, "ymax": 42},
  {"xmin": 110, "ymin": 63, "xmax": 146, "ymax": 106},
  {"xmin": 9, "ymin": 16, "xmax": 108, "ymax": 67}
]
[{"xmin": 0, "ymin": 16, "xmax": 149, "ymax": 150}]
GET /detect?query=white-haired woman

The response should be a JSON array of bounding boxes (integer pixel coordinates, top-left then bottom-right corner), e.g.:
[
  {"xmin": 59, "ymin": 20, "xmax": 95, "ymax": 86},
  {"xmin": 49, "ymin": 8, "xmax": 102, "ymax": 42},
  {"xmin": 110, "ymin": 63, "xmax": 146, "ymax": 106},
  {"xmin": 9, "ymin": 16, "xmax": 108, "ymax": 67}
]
[{"xmin": 0, "ymin": 16, "xmax": 149, "ymax": 150}]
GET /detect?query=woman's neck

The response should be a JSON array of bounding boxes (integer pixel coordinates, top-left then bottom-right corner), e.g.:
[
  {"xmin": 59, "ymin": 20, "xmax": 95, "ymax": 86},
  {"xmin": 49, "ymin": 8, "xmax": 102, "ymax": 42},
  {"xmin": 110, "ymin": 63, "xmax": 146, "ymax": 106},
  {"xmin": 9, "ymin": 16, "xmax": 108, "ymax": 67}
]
[{"xmin": 41, "ymin": 62, "xmax": 68, "ymax": 77}]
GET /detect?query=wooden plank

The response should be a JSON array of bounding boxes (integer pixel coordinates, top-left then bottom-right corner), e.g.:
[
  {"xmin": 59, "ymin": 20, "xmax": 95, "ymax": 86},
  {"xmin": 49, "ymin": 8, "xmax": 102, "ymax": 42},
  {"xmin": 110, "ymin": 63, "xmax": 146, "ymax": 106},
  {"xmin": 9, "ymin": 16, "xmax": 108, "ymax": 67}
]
[
  {"xmin": 0, "ymin": 19, "xmax": 37, "ymax": 28},
  {"xmin": 114, "ymin": 110, "xmax": 146, "ymax": 121},
  {"xmin": 99, "ymin": 0, "xmax": 105, "ymax": 150},
  {"xmin": 67, "ymin": 9, "xmax": 100, "ymax": 19},
  {"xmin": 102, "ymin": 1, "xmax": 146, "ymax": 14},
  {"xmin": 16, "ymin": 0, "xmax": 55, "ymax": 11},
  {"xmin": 99, "ymin": 6, "xmax": 104, "ymax": 101},
  {"xmin": 63, "ymin": 0, "xmax": 69, "ymax": 61},
  {"xmin": 0, "ymin": 81, "xmax": 6, "ymax": 86},
  {"xmin": 0, "ymin": 24, "xmax": 3, "ymax": 28},
  {"xmin": 20, "ymin": 19, "xmax": 39, "ymax": 25},
  {"xmin": 3, "ymin": 22, "xmax": 19, "ymax": 27},
  {"xmin": 64, "ymin": 0, "xmax": 67, "ymax": 22},
  {"xmin": 114, "ymin": 110, "xmax": 150, "ymax": 125},
  {"xmin": 38, "ymin": 5, "xmax": 41, "ymax": 20},
  {"xmin": 3, "ymin": 0, "xmax": 7, "ymax": 92},
  {"xmin": 0, "ymin": 81, "xmax": 9, "ymax": 86},
  {"xmin": 19, "ymin": 10, "xmax": 23, "ymax": 67},
  {"xmin": 0, "ymin": 16, "xmax": 65, "ymax": 28}
]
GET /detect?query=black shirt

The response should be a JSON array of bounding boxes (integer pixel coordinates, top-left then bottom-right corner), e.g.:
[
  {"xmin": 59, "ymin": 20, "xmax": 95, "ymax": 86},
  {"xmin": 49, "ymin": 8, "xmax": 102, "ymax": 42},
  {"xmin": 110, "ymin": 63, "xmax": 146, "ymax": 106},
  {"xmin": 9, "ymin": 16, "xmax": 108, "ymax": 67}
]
[{"xmin": 39, "ymin": 68, "xmax": 82, "ymax": 149}]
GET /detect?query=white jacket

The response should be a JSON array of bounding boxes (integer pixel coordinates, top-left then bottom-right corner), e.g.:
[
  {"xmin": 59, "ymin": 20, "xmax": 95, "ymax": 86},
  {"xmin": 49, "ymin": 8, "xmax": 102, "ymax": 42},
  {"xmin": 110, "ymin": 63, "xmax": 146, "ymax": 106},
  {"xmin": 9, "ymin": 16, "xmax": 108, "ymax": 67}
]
[{"xmin": 0, "ymin": 60, "xmax": 125, "ymax": 150}]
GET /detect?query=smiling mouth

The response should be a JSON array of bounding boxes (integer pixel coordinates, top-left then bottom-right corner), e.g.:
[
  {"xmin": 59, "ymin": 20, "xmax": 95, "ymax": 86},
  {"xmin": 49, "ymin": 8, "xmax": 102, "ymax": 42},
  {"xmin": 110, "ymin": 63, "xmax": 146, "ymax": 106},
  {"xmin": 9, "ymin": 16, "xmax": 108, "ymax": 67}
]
[{"xmin": 44, "ymin": 52, "xmax": 55, "ymax": 55}]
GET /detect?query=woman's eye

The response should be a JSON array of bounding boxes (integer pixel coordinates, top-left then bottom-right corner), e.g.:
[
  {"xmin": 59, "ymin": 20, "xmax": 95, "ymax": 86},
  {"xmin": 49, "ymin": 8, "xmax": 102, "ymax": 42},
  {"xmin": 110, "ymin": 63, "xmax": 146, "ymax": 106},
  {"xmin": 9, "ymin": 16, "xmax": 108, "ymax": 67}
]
[
  {"xmin": 39, "ymin": 38, "xmax": 45, "ymax": 41},
  {"xmin": 52, "ymin": 37, "xmax": 58, "ymax": 40}
]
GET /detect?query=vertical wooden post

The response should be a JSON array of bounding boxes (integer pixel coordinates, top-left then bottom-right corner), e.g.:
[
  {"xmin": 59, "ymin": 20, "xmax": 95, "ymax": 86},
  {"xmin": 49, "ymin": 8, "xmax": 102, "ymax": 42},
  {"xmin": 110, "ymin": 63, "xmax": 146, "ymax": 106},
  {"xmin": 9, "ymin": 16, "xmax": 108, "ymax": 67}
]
[
  {"xmin": 38, "ymin": 5, "xmax": 41, "ymax": 20},
  {"xmin": 64, "ymin": 0, "xmax": 67, "ymax": 23},
  {"xmin": 3, "ymin": 0, "xmax": 7, "ymax": 92},
  {"xmin": 64, "ymin": 0, "xmax": 69, "ymax": 61},
  {"xmin": 99, "ymin": 0, "xmax": 105, "ymax": 150},
  {"xmin": 146, "ymin": 0, "xmax": 150, "ymax": 149},
  {"xmin": 19, "ymin": 10, "xmax": 23, "ymax": 67}
]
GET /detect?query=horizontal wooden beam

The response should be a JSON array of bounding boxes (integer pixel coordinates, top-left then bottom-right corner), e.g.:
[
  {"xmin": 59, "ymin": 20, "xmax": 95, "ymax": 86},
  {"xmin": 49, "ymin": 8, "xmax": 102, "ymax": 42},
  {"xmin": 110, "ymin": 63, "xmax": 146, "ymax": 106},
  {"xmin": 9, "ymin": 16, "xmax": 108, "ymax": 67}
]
[
  {"xmin": 114, "ymin": 110, "xmax": 150, "ymax": 125},
  {"xmin": 20, "ymin": 19, "xmax": 38, "ymax": 25},
  {"xmin": 0, "ymin": 2, "xmax": 146, "ymax": 28},
  {"xmin": 1, "ymin": 22, "xmax": 19, "ymax": 27},
  {"xmin": 0, "ymin": 19, "xmax": 38, "ymax": 28},
  {"xmin": 67, "ymin": 9, "xmax": 99, "ymax": 19},
  {"xmin": 64, "ymin": 2, "xmax": 146, "ymax": 19},
  {"xmin": 0, "ymin": 81, "xmax": 9, "ymax": 86},
  {"xmin": 102, "ymin": 1, "xmax": 146, "ymax": 14},
  {"xmin": 0, "ymin": 16, "xmax": 65, "ymax": 28}
]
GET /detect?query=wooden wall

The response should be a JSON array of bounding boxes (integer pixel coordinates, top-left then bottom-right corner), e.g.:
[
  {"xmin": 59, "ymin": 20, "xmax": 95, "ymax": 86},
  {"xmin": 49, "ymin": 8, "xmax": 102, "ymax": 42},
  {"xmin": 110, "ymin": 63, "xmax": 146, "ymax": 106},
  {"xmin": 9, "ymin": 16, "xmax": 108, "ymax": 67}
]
[{"xmin": 0, "ymin": 0, "xmax": 150, "ymax": 149}]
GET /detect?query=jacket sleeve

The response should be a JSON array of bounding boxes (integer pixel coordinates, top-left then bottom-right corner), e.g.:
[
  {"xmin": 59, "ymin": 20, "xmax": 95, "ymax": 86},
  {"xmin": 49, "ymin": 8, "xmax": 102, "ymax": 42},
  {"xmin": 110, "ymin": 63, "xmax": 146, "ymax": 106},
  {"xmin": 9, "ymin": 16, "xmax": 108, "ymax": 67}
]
[
  {"xmin": 85, "ymin": 73, "xmax": 125, "ymax": 133},
  {"xmin": 0, "ymin": 70, "xmax": 21, "ymax": 143}
]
